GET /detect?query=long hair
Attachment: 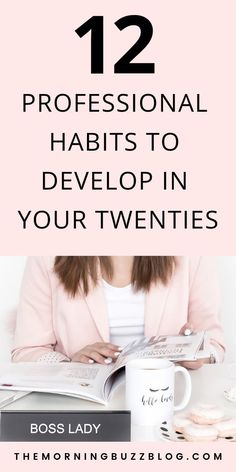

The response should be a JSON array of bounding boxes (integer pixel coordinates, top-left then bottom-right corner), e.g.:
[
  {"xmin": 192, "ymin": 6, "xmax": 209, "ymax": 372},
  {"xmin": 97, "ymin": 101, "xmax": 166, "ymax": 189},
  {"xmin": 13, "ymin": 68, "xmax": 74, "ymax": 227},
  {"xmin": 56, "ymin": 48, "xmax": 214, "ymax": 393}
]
[{"xmin": 54, "ymin": 256, "xmax": 176, "ymax": 297}]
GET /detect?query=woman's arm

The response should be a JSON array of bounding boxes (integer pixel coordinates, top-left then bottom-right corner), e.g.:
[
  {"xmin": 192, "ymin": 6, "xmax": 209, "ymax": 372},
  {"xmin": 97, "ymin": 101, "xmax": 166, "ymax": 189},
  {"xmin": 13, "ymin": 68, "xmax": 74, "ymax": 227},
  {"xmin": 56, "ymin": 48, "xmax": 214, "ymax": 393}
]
[
  {"xmin": 11, "ymin": 257, "xmax": 70, "ymax": 362},
  {"xmin": 188, "ymin": 257, "xmax": 225, "ymax": 362}
]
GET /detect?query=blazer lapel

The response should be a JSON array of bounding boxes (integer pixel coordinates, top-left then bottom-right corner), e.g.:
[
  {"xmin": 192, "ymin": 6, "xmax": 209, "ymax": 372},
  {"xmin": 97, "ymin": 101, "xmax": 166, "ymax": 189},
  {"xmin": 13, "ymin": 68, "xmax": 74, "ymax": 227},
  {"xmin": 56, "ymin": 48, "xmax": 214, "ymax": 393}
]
[
  {"xmin": 84, "ymin": 278, "xmax": 110, "ymax": 342},
  {"xmin": 144, "ymin": 281, "xmax": 171, "ymax": 337}
]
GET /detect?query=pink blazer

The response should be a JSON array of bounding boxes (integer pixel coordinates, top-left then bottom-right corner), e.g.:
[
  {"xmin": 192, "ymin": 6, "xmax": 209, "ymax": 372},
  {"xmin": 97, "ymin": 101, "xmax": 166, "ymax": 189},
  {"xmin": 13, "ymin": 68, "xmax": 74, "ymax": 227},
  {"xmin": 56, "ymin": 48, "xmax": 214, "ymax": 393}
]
[{"xmin": 12, "ymin": 257, "xmax": 225, "ymax": 362}]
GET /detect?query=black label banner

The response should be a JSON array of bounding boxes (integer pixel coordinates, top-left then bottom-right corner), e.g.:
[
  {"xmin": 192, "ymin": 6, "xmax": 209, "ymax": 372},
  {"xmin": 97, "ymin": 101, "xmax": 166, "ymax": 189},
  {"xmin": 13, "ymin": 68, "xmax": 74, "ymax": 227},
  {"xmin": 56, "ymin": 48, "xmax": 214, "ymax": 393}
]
[{"xmin": 0, "ymin": 410, "xmax": 131, "ymax": 442}]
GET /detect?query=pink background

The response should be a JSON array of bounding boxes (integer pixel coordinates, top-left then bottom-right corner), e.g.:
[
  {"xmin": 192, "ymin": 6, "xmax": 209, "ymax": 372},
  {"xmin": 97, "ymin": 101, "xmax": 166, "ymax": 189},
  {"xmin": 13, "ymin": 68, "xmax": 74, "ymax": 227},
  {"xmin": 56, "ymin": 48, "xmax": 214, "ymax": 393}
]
[
  {"xmin": 1, "ymin": 0, "xmax": 236, "ymax": 254},
  {"xmin": 1, "ymin": 0, "xmax": 236, "ymax": 464},
  {"xmin": 0, "ymin": 441, "xmax": 233, "ymax": 470}
]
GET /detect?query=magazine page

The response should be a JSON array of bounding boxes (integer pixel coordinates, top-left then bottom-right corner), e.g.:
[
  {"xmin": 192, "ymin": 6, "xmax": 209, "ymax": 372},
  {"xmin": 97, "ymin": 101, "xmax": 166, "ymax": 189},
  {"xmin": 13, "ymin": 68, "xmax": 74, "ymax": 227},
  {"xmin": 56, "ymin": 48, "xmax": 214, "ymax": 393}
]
[
  {"xmin": 110, "ymin": 332, "xmax": 205, "ymax": 374},
  {"xmin": 194, "ymin": 331, "xmax": 211, "ymax": 359},
  {"xmin": 103, "ymin": 333, "xmax": 205, "ymax": 397},
  {"xmin": 0, "ymin": 362, "xmax": 113, "ymax": 405},
  {"xmin": 0, "ymin": 332, "xmax": 205, "ymax": 405},
  {"xmin": 153, "ymin": 332, "xmax": 206, "ymax": 361}
]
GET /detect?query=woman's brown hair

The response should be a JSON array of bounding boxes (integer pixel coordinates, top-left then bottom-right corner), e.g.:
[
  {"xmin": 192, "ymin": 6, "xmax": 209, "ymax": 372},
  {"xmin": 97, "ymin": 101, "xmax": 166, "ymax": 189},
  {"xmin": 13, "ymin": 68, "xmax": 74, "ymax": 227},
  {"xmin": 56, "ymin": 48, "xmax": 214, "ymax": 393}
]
[{"xmin": 54, "ymin": 256, "xmax": 176, "ymax": 297}]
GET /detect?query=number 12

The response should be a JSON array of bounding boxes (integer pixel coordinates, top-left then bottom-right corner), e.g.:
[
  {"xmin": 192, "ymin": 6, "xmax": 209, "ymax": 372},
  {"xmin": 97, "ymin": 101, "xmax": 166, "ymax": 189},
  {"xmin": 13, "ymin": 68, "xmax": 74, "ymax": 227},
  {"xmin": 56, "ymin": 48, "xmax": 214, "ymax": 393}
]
[{"xmin": 75, "ymin": 15, "xmax": 155, "ymax": 74}]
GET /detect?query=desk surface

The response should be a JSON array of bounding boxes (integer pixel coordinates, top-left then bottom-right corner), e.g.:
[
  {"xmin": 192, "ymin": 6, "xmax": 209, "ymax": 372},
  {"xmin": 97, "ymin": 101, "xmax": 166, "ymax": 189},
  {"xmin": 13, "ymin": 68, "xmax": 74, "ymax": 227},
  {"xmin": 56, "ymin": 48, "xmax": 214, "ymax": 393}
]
[{"xmin": 2, "ymin": 363, "xmax": 236, "ymax": 441}]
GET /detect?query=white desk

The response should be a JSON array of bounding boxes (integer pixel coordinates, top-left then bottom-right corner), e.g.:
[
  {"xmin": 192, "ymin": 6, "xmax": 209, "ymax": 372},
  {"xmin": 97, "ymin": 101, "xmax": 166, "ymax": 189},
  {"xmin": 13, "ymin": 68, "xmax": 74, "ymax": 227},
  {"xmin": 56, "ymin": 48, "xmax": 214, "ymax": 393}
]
[{"xmin": 2, "ymin": 364, "xmax": 236, "ymax": 441}]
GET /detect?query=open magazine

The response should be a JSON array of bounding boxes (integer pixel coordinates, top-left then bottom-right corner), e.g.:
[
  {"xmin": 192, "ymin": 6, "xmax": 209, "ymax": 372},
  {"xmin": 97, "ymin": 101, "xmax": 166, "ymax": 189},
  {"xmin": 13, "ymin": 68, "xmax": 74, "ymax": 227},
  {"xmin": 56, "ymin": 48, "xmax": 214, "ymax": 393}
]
[{"xmin": 0, "ymin": 332, "xmax": 209, "ymax": 405}]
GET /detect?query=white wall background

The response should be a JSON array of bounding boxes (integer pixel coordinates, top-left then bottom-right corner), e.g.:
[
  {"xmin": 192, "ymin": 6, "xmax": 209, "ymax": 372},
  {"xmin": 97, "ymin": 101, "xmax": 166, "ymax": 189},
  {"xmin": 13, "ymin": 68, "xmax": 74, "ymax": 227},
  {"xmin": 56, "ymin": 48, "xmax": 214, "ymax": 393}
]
[{"xmin": 0, "ymin": 257, "xmax": 236, "ymax": 362}]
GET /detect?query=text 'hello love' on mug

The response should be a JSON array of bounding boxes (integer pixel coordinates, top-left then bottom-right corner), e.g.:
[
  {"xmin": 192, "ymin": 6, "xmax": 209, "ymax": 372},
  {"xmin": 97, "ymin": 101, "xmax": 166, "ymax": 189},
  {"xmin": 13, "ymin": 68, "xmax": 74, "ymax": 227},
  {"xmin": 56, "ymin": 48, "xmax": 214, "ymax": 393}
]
[{"xmin": 125, "ymin": 359, "xmax": 192, "ymax": 426}]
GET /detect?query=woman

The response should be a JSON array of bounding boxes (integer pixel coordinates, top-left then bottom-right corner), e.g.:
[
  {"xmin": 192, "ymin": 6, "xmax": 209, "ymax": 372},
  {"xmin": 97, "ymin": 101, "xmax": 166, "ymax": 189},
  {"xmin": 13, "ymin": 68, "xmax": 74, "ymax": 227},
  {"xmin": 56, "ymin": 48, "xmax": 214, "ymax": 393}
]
[{"xmin": 12, "ymin": 256, "xmax": 225, "ymax": 368}]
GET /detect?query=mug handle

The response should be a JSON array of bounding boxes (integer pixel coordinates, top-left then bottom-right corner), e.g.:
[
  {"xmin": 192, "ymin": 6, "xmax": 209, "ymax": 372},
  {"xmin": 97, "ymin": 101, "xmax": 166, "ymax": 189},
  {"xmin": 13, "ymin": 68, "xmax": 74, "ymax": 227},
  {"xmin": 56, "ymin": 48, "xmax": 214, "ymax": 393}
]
[{"xmin": 174, "ymin": 366, "xmax": 192, "ymax": 411}]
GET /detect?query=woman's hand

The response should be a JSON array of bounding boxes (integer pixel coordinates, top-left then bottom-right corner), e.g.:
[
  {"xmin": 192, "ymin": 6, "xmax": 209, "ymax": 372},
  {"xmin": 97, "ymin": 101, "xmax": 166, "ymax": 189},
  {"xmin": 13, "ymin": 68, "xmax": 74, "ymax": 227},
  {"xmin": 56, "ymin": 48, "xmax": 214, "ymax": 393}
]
[
  {"xmin": 178, "ymin": 323, "xmax": 206, "ymax": 370},
  {"xmin": 178, "ymin": 359, "xmax": 205, "ymax": 370},
  {"xmin": 71, "ymin": 342, "xmax": 122, "ymax": 365}
]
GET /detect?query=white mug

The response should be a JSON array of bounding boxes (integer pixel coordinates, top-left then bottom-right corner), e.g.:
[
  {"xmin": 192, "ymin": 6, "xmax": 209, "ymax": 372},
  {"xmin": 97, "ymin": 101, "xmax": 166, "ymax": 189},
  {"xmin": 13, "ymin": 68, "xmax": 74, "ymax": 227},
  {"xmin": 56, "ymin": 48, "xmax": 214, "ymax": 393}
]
[{"xmin": 125, "ymin": 358, "xmax": 192, "ymax": 426}]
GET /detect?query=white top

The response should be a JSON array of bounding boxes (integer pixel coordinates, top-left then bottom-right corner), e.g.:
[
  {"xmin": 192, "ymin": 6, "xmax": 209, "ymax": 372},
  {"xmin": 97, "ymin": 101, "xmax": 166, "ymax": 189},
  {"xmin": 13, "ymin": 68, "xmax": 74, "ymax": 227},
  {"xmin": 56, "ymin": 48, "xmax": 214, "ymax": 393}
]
[{"xmin": 102, "ymin": 279, "xmax": 145, "ymax": 347}]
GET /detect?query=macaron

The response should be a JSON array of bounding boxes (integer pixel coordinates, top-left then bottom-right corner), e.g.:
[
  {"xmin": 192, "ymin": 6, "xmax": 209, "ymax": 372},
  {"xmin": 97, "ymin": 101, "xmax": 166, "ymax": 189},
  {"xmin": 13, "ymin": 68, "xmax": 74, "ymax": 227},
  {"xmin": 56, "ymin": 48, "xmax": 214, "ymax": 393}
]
[
  {"xmin": 189, "ymin": 403, "xmax": 225, "ymax": 425},
  {"xmin": 214, "ymin": 418, "xmax": 236, "ymax": 438},
  {"xmin": 183, "ymin": 423, "xmax": 218, "ymax": 442},
  {"xmin": 173, "ymin": 414, "xmax": 193, "ymax": 433}
]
